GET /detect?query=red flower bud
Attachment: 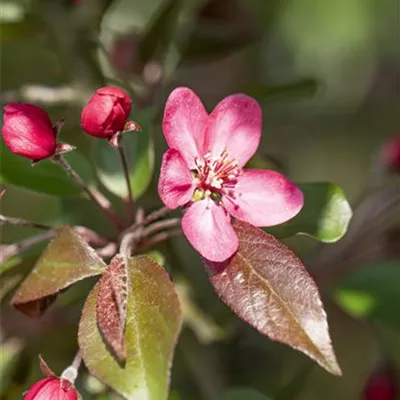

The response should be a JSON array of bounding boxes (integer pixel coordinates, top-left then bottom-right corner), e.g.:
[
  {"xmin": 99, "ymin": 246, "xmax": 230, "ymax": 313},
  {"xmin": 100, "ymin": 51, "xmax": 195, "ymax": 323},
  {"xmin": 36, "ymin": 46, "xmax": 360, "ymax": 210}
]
[
  {"xmin": 24, "ymin": 377, "xmax": 79, "ymax": 400},
  {"xmin": 81, "ymin": 86, "xmax": 132, "ymax": 139},
  {"xmin": 362, "ymin": 365, "xmax": 398, "ymax": 400},
  {"xmin": 2, "ymin": 104, "xmax": 57, "ymax": 161},
  {"xmin": 382, "ymin": 137, "xmax": 400, "ymax": 172}
]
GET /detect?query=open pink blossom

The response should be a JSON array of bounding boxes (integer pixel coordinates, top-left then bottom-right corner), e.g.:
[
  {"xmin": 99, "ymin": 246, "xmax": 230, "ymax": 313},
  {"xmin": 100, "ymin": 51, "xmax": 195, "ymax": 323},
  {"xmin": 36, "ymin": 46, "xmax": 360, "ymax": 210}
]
[{"xmin": 158, "ymin": 87, "xmax": 304, "ymax": 262}]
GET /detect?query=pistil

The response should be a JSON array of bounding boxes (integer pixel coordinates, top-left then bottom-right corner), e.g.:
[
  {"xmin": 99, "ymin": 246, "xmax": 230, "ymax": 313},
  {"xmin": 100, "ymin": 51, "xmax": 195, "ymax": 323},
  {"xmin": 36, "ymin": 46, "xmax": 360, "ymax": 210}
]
[{"xmin": 192, "ymin": 150, "xmax": 241, "ymax": 202}]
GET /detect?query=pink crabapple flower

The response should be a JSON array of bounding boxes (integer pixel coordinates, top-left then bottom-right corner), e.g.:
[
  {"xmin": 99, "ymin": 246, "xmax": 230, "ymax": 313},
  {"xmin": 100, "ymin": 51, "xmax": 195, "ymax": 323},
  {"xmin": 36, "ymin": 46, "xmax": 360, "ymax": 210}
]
[
  {"xmin": 24, "ymin": 377, "xmax": 79, "ymax": 400},
  {"xmin": 158, "ymin": 87, "xmax": 304, "ymax": 262},
  {"xmin": 81, "ymin": 86, "xmax": 132, "ymax": 139},
  {"xmin": 2, "ymin": 103, "xmax": 57, "ymax": 161}
]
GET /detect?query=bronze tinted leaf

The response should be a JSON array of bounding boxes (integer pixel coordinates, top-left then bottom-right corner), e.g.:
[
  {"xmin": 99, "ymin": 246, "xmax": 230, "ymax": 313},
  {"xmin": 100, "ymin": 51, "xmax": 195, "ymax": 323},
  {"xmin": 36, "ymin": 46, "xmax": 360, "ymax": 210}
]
[
  {"xmin": 205, "ymin": 220, "xmax": 342, "ymax": 376},
  {"xmin": 79, "ymin": 255, "xmax": 182, "ymax": 400},
  {"xmin": 96, "ymin": 255, "xmax": 128, "ymax": 363},
  {"xmin": 11, "ymin": 226, "xmax": 106, "ymax": 317}
]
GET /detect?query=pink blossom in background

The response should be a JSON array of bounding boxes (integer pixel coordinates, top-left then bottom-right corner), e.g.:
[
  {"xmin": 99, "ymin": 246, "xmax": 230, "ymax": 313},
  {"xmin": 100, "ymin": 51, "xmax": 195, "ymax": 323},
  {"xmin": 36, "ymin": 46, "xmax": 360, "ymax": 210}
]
[
  {"xmin": 24, "ymin": 377, "xmax": 78, "ymax": 400},
  {"xmin": 382, "ymin": 136, "xmax": 400, "ymax": 172},
  {"xmin": 158, "ymin": 87, "xmax": 304, "ymax": 262},
  {"xmin": 2, "ymin": 103, "xmax": 57, "ymax": 161},
  {"xmin": 81, "ymin": 86, "xmax": 132, "ymax": 139}
]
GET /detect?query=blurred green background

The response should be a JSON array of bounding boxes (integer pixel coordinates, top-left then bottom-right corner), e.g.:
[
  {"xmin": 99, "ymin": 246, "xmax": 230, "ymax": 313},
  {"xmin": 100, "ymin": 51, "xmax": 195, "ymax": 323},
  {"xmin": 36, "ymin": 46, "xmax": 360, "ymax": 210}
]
[{"xmin": 1, "ymin": 0, "xmax": 399, "ymax": 399}]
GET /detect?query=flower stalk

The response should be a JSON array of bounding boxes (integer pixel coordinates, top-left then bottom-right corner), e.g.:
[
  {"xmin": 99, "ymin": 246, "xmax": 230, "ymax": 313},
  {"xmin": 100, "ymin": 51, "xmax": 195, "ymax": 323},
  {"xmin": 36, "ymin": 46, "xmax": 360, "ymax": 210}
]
[{"xmin": 115, "ymin": 137, "xmax": 135, "ymax": 221}]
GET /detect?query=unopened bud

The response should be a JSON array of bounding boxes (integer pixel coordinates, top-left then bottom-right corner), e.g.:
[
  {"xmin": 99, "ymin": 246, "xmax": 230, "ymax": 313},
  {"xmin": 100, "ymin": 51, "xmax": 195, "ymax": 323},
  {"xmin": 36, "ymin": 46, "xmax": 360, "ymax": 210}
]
[
  {"xmin": 81, "ymin": 86, "xmax": 132, "ymax": 139},
  {"xmin": 2, "ymin": 104, "xmax": 58, "ymax": 161},
  {"xmin": 362, "ymin": 363, "xmax": 398, "ymax": 400},
  {"xmin": 382, "ymin": 136, "xmax": 400, "ymax": 173}
]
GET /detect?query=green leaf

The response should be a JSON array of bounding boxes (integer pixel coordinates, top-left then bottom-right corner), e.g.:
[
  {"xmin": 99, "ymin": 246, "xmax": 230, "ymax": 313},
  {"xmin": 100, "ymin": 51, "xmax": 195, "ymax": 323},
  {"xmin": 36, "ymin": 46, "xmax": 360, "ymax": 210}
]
[
  {"xmin": 245, "ymin": 79, "xmax": 318, "ymax": 101},
  {"xmin": 0, "ymin": 141, "xmax": 94, "ymax": 196},
  {"xmin": 205, "ymin": 220, "xmax": 342, "ymax": 376},
  {"xmin": 183, "ymin": 27, "xmax": 256, "ymax": 63},
  {"xmin": 181, "ymin": 0, "xmax": 256, "ymax": 64},
  {"xmin": 335, "ymin": 260, "xmax": 400, "ymax": 327},
  {"xmin": 275, "ymin": 364, "xmax": 313, "ymax": 400},
  {"xmin": 139, "ymin": 0, "xmax": 181, "ymax": 64},
  {"xmin": 93, "ymin": 109, "xmax": 155, "ymax": 201},
  {"xmin": 79, "ymin": 255, "xmax": 182, "ymax": 400},
  {"xmin": 268, "ymin": 182, "xmax": 352, "ymax": 243},
  {"xmin": 220, "ymin": 388, "xmax": 272, "ymax": 400},
  {"xmin": 11, "ymin": 225, "xmax": 106, "ymax": 317}
]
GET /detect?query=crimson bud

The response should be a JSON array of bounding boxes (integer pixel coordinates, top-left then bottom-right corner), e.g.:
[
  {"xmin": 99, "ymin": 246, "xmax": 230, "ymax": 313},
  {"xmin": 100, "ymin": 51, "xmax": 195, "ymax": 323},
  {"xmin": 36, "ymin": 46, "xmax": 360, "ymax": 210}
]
[
  {"xmin": 24, "ymin": 377, "xmax": 79, "ymax": 400},
  {"xmin": 362, "ymin": 364, "xmax": 399, "ymax": 400},
  {"xmin": 81, "ymin": 86, "xmax": 132, "ymax": 139},
  {"xmin": 2, "ymin": 104, "xmax": 57, "ymax": 161},
  {"xmin": 382, "ymin": 137, "xmax": 400, "ymax": 173}
]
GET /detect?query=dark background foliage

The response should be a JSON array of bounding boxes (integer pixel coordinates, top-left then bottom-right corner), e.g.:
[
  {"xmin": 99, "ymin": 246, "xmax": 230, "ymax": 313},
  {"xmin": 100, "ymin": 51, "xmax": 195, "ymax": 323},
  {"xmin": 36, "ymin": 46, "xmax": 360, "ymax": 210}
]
[{"xmin": 0, "ymin": 0, "xmax": 399, "ymax": 399}]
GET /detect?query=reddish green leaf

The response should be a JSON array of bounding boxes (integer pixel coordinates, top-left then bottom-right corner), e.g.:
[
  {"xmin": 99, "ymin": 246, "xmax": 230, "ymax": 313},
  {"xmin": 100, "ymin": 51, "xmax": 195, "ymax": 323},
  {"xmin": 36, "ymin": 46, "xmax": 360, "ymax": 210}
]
[
  {"xmin": 78, "ymin": 255, "xmax": 182, "ymax": 400},
  {"xmin": 11, "ymin": 226, "xmax": 106, "ymax": 318},
  {"xmin": 205, "ymin": 220, "xmax": 342, "ymax": 376},
  {"xmin": 96, "ymin": 255, "xmax": 128, "ymax": 363}
]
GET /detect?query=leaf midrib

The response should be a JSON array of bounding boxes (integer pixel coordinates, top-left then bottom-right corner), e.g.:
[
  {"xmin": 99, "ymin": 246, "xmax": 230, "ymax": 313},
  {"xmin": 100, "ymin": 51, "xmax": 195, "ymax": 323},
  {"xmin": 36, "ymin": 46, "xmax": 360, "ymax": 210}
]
[{"xmin": 236, "ymin": 250, "xmax": 328, "ymax": 365}]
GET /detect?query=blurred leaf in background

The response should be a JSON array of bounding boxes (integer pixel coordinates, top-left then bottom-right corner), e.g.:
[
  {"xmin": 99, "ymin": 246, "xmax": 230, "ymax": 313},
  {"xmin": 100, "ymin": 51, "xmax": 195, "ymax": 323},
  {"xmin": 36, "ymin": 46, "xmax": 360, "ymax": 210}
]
[
  {"xmin": 93, "ymin": 108, "xmax": 155, "ymax": 201},
  {"xmin": 335, "ymin": 260, "xmax": 400, "ymax": 328}
]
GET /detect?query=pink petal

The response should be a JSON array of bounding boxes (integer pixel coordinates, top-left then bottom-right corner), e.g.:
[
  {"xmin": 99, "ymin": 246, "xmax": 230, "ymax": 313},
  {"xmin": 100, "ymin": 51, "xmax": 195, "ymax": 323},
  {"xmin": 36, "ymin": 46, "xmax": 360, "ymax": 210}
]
[
  {"xmin": 162, "ymin": 87, "xmax": 208, "ymax": 168},
  {"xmin": 205, "ymin": 94, "xmax": 262, "ymax": 167},
  {"xmin": 224, "ymin": 169, "xmax": 304, "ymax": 227},
  {"xmin": 2, "ymin": 113, "xmax": 56, "ymax": 160},
  {"xmin": 158, "ymin": 149, "xmax": 195, "ymax": 209},
  {"xmin": 5, "ymin": 104, "xmax": 53, "ymax": 129},
  {"xmin": 181, "ymin": 199, "xmax": 239, "ymax": 262}
]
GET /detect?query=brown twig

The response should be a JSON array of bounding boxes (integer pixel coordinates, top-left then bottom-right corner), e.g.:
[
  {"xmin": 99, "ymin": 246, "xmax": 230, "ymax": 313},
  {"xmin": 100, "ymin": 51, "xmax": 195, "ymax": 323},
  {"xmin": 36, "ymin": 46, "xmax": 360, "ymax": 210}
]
[
  {"xmin": 0, "ymin": 230, "xmax": 56, "ymax": 265},
  {"xmin": 142, "ymin": 206, "xmax": 171, "ymax": 225},
  {"xmin": 139, "ymin": 228, "xmax": 182, "ymax": 249},
  {"xmin": 0, "ymin": 226, "xmax": 113, "ymax": 265},
  {"xmin": 120, "ymin": 206, "xmax": 172, "ymax": 238},
  {"xmin": 0, "ymin": 214, "xmax": 53, "ymax": 231},
  {"xmin": 141, "ymin": 218, "xmax": 180, "ymax": 237}
]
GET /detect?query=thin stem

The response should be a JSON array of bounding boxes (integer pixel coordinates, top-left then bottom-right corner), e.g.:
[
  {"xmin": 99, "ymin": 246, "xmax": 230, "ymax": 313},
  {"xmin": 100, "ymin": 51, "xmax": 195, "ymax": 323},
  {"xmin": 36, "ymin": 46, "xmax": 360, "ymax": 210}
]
[
  {"xmin": 0, "ymin": 230, "xmax": 56, "ymax": 264},
  {"xmin": 139, "ymin": 228, "xmax": 182, "ymax": 249},
  {"xmin": 141, "ymin": 218, "xmax": 180, "ymax": 237},
  {"xmin": 54, "ymin": 155, "xmax": 124, "ymax": 230},
  {"xmin": 116, "ymin": 141, "xmax": 135, "ymax": 221},
  {"xmin": 0, "ymin": 214, "xmax": 53, "ymax": 230},
  {"xmin": 142, "ymin": 206, "xmax": 171, "ymax": 225},
  {"xmin": 118, "ymin": 206, "xmax": 174, "ymax": 257}
]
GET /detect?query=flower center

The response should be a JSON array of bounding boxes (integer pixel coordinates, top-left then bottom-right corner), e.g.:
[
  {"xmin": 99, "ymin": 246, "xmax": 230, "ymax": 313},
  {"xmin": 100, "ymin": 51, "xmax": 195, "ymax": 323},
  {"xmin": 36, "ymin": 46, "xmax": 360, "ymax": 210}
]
[{"xmin": 192, "ymin": 150, "xmax": 240, "ymax": 202}]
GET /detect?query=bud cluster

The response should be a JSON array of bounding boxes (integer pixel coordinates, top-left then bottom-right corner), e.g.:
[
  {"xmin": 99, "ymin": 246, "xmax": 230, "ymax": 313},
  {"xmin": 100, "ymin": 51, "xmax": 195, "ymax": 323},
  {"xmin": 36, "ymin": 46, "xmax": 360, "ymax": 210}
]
[{"xmin": 1, "ymin": 86, "xmax": 137, "ymax": 162}]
